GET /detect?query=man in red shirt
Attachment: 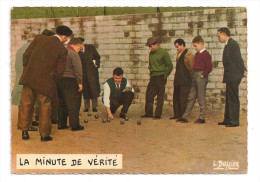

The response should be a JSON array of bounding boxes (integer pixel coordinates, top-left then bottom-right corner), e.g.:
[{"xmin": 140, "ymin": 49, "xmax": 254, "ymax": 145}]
[{"xmin": 179, "ymin": 35, "xmax": 212, "ymax": 123}]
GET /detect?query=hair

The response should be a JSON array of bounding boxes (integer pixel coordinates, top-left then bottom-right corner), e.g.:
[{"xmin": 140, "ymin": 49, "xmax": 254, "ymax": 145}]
[
  {"xmin": 192, "ymin": 35, "xmax": 204, "ymax": 44},
  {"xmin": 41, "ymin": 29, "xmax": 55, "ymax": 36},
  {"xmin": 113, "ymin": 67, "xmax": 124, "ymax": 76},
  {"xmin": 174, "ymin": 38, "xmax": 186, "ymax": 46},
  {"xmin": 218, "ymin": 27, "xmax": 231, "ymax": 37},
  {"xmin": 78, "ymin": 37, "xmax": 85, "ymax": 42},
  {"xmin": 68, "ymin": 38, "xmax": 83, "ymax": 45},
  {"xmin": 56, "ymin": 25, "xmax": 73, "ymax": 36}
]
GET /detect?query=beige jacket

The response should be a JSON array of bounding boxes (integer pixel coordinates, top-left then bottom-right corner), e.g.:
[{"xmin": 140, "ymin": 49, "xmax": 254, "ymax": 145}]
[{"xmin": 176, "ymin": 49, "xmax": 195, "ymax": 75}]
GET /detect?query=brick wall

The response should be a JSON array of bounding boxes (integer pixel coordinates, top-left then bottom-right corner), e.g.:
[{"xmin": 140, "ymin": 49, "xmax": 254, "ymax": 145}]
[{"xmin": 11, "ymin": 7, "xmax": 248, "ymax": 111}]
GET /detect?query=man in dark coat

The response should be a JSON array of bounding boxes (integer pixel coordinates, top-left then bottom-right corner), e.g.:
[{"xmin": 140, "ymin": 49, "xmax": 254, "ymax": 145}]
[
  {"xmin": 78, "ymin": 38, "xmax": 101, "ymax": 113},
  {"xmin": 217, "ymin": 27, "xmax": 247, "ymax": 127},
  {"xmin": 19, "ymin": 25, "xmax": 73, "ymax": 141}
]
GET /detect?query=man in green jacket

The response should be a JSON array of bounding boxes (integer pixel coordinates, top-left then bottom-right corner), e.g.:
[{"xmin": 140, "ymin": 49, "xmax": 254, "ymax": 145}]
[{"xmin": 141, "ymin": 37, "xmax": 173, "ymax": 119}]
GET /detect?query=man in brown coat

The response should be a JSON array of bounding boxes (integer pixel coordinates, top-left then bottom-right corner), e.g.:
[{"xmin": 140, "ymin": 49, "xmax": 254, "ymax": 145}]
[{"xmin": 19, "ymin": 25, "xmax": 73, "ymax": 141}]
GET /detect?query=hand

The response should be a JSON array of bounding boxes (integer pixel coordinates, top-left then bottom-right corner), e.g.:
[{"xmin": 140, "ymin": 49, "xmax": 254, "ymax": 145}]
[
  {"xmin": 201, "ymin": 75, "xmax": 204, "ymax": 78},
  {"xmin": 244, "ymin": 70, "xmax": 247, "ymax": 77},
  {"xmin": 108, "ymin": 113, "xmax": 114, "ymax": 120},
  {"xmin": 78, "ymin": 84, "xmax": 83, "ymax": 92}
]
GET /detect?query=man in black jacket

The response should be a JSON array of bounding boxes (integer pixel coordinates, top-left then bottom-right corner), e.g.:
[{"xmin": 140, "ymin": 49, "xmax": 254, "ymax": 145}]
[{"xmin": 217, "ymin": 27, "xmax": 247, "ymax": 127}]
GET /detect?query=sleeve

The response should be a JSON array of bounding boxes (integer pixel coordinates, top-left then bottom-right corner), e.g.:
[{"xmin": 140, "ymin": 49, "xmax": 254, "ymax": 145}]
[
  {"xmin": 229, "ymin": 41, "xmax": 247, "ymax": 73},
  {"xmin": 163, "ymin": 50, "xmax": 173, "ymax": 78},
  {"xmin": 103, "ymin": 82, "xmax": 111, "ymax": 107},
  {"xmin": 126, "ymin": 79, "xmax": 135, "ymax": 92},
  {"xmin": 55, "ymin": 47, "xmax": 68, "ymax": 80},
  {"xmin": 22, "ymin": 36, "xmax": 40, "ymax": 66},
  {"xmin": 71, "ymin": 53, "xmax": 83, "ymax": 84},
  {"xmin": 184, "ymin": 52, "xmax": 195, "ymax": 75},
  {"xmin": 202, "ymin": 52, "xmax": 212, "ymax": 77}
]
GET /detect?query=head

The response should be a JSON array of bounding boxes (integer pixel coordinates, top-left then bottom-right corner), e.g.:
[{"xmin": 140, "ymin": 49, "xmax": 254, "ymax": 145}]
[
  {"xmin": 146, "ymin": 37, "xmax": 160, "ymax": 52},
  {"xmin": 78, "ymin": 37, "xmax": 85, "ymax": 50},
  {"xmin": 192, "ymin": 35, "xmax": 205, "ymax": 52},
  {"xmin": 56, "ymin": 25, "xmax": 73, "ymax": 43},
  {"xmin": 68, "ymin": 38, "xmax": 84, "ymax": 53},
  {"xmin": 113, "ymin": 67, "xmax": 124, "ymax": 84},
  {"xmin": 217, "ymin": 27, "xmax": 231, "ymax": 43},
  {"xmin": 174, "ymin": 38, "xmax": 186, "ymax": 53},
  {"xmin": 41, "ymin": 29, "xmax": 55, "ymax": 36}
]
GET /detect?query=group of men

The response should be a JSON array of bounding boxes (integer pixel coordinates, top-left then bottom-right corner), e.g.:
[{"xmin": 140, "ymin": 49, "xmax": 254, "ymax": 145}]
[{"xmin": 12, "ymin": 24, "xmax": 246, "ymax": 142}]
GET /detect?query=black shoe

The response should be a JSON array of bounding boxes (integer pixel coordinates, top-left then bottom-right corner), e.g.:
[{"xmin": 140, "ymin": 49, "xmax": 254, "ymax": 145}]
[
  {"xmin": 58, "ymin": 125, "xmax": 69, "ymax": 130},
  {"xmin": 179, "ymin": 118, "xmax": 188, "ymax": 123},
  {"xmin": 22, "ymin": 131, "xmax": 29, "ymax": 140},
  {"xmin": 141, "ymin": 115, "xmax": 153, "ymax": 118},
  {"xmin": 119, "ymin": 113, "xmax": 126, "ymax": 119},
  {"xmin": 71, "ymin": 125, "xmax": 84, "ymax": 131},
  {"xmin": 51, "ymin": 119, "xmax": 58, "ymax": 124},
  {"xmin": 41, "ymin": 136, "xmax": 53, "ymax": 142},
  {"xmin": 84, "ymin": 109, "xmax": 89, "ymax": 112},
  {"xmin": 169, "ymin": 116, "xmax": 178, "ymax": 120},
  {"xmin": 218, "ymin": 121, "xmax": 230, "ymax": 125},
  {"xmin": 92, "ymin": 108, "xmax": 97, "ymax": 112},
  {"xmin": 32, "ymin": 121, "xmax": 39, "ymax": 126},
  {"xmin": 226, "ymin": 124, "xmax": 239, "ymax": 127},
  {"xmin": 28, "ymin": 126, "xmax": 38, "ymax": 131},
  {"xmin": 194, "ymin": 119, "xmax": 205, "ymax": 124},
  {"xmin": 153, "ymin": 116, "xmax": 161, "ymax": 119}
]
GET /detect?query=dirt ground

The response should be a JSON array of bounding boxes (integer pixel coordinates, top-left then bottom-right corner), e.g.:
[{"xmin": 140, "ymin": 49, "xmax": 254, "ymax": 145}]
[{"xmin": 11, "ymin": 103, "xmax": 247, "ymax": 174}]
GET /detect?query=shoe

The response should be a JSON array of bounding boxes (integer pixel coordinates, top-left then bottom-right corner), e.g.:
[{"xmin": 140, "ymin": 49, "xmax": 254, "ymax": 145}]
[
  {"xmin": 119, "ymin": 113, "xmax": 126, "ymax": 119},
  {"xmin": 218, "ymin": 121, "xmax": 230, "ymax": 125},
  {"xmin": 92, "ymin": 108, "xmax": 97, "ymax": 112},
  {"xmin": 194, "ymin": 119, "xmax": 205, "ymax": 124},
  {"xmin": 32, "ymin": 121, "xmax": 39, "ymax": 126},
  {"xmin": 153, "ymin": 116, "xmax": 161, "ymax": 119},
  {"xmin": 71, "ymin": 125, "xmax": 84, "ymax": 131},
  {"xmin": 28, "ymin": 126, "xmax": 38, "ymax": 131},
  {"xmin": 84, "ymin": 109, "xmax": 89, "ymax": 112},
  {"xmin": 58, "ymin": 125, "xmax": 69, "ymax": 130},
  {"xmin": 22, "ymin": 131, "xmax": 29, "ymax": 140},
  {"xmin": 51, "ymin": 119, "xmax": 58, "ymax": 124},
  {"xmin": 41, "ymin": 136, "xmax": 53, "ymax": 142},
  {"xmin": 179, "ymin": 118, "xmax": 188, "ymax": 123},
  {"xmin": 226, "ymin": 124, "xmax": 239, "ymax": 127},
  {"xmin": 141, "ymin": 115, "xmax": 153, "ymax": 118},
  {"xmin": 169, "ymin": 116, "xmax": 178, "ymax": 120}
]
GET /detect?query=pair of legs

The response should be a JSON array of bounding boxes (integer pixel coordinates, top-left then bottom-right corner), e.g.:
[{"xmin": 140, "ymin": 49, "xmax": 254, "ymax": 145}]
[
  {"xmin": 144, "ymin": 75, "xmax": 167, "ymax": 118},
  {"xmin": 57, "ymin": 78, "xmax": 82, "ymax": 129},
  {"xmin": 110, "ymin": 91, "xmax": 134, "ymax": 115},
  {"xmin": 223, "ymin": 79, "xmax": 241, "ymax": 126},
  {"xmin": 19, "ymin": 86, "xmax": 52, "ymax": 139},
  {"xmin": 182, "ymin": 71, "xmax": 208, "ymax": 121},
  {"xmin": 172, "ymin": 84, "xmax": 191, "ymax": 119},
  {"xmin": 84, "ymin": 98, "xmax": 98, "ymax": 112}
]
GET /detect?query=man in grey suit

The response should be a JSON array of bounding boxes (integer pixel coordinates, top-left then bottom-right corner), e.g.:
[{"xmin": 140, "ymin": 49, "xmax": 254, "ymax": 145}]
[{"xmin": 217, "ymin": 27, "xmax": 247, "ymax": 127}]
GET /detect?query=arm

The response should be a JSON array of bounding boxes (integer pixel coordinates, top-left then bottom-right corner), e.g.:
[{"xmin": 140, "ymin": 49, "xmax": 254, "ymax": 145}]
[
  {"xmin": 23, "ymin": 36, "xmax": 39, "ymax": 66},
  {"xmin": 103, "ymin": 83, "xmax": 114, "ymax": 119},
  {"xmin": 71, "ymin": 53, "xmax": 83, "ymax": 92},
  {"xmin": 202, "ymin": 52, "xmax": 212, "ymax": 77},
  {"xmin": 55, "ymin": 48, "xmax": 68, "ymax": 80},
  {"xmin": 229, "ymin": 40, "xmax": 247, "ymax": 74},
  {"xmin": 184, "ymin": 52, "xmax": 195, "ymax": 76},
  {"xmin": 92, "ymin": 45, "xmax": 101, "ymax": 68},
  {"xmin": 126, "ymin": 79, "xmax": 135, "ymax": 92},
  {"xmin": 164, "ymin": 51, "xmax": 173, "ymax": 78}
]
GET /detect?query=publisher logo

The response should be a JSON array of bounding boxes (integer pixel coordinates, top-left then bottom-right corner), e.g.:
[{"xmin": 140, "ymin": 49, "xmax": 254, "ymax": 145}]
[{"xmin": 213, "ymin": 160, "xmax": 240, "ymax": 170}]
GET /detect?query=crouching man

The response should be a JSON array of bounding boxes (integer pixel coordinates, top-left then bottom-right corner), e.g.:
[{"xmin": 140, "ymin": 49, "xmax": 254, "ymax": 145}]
[{"xmin": 103, "ymin": 67, "xmax": 134, "ymax": 120}]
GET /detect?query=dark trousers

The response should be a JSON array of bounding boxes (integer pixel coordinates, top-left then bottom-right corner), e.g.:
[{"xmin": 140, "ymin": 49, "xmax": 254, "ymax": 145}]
[
  {"xmin": 173, "ymin": 84, "xmax": 191, "ymax": 118},
  {"xmin": 57, "ymin": 78, "xmax": 82, "ymax": 128},
  {"xmin": 145, "ymin": 75, "xmax": 167, "ymax": 117},
  {"xmin": 110, "ymin": 91, "xmax": 134, "ymax": 114},
  {"xmin": 20, "ymin": 86, "xmax": 52, "ymax": 138},
  {"xmin": 224, "ymin": 79, "xmax": 241, "ymax": 125}
]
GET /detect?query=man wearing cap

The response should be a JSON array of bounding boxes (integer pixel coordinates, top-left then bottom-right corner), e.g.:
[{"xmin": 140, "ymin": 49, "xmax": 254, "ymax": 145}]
[
  {"xmin": 19, "ymin": 25, "xmax": 73, "ymax": 141},
  {"xmin": 141, "ymin": 37, "xmax": 173, "ymax": 119}
]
